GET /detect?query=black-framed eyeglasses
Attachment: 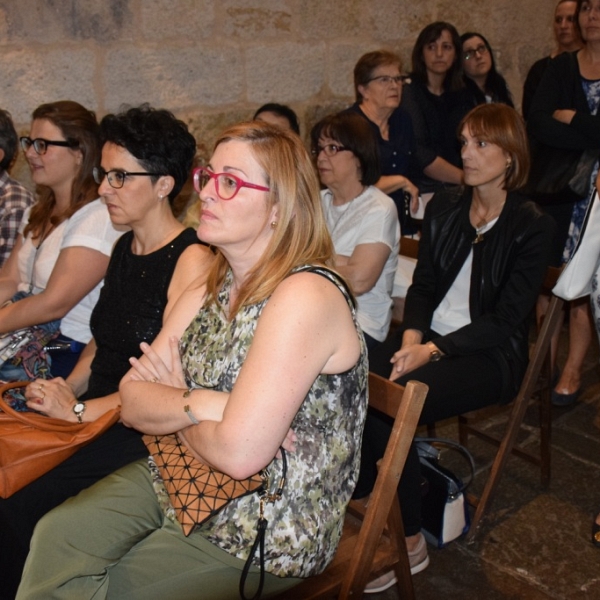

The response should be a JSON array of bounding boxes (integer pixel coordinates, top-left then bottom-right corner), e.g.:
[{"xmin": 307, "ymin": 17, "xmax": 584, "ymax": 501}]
[
  {"xmin": 367, "ymin": 75, "xmax": 409, "ymax": 86},
  {"xmin": 93, "ymin": 167, "xmax": 163, "ymax": 189},
  {"xmin": 463, "ymin": 44, "xmax": 489, "ymax": 61},
  {"xmin": 311, "ymin": 144, "xmax": 350, "ymax": 158},
  {"xmin": 193, "ymin": 166, "xmax": 270, "ymax": 200},
  {"xmin": 19, "ymin": 137, "xmax": 78, "ymax": 155}
]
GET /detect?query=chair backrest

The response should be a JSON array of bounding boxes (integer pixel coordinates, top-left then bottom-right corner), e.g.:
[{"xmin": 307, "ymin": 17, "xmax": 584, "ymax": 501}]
[
  {"xmin": 400, "ymin": 236, "xmax": 419, "ymax": 260},
  {"xmin": 278, "ymin": 374, "xmax": 428, "ymax": 599},
  {"xmin": 339, "ymin": 374, "xmax": 428, "ymax": 597}
]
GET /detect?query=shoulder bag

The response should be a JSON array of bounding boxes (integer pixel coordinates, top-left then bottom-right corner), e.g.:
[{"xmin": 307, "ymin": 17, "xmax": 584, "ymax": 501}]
[
  {"xmin": 0, "ymin": 381, "xmax": 120, "ymax": 498},
  {"xmin": 416, "ymin": 437, "xmax": 475, "ymax": 548},
  {"xmin": 553, "ymin": 188, "xmax": 600, "ymax": 300},
  {"xmin": 144, "ymin": 432, "xmax": 286, "ymax": 600}
]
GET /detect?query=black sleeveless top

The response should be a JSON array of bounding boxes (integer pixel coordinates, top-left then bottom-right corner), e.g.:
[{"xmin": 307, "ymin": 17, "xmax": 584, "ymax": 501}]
[{"xmin": 84, "ymin": 228, "xmax": 199, "ymax": 400}]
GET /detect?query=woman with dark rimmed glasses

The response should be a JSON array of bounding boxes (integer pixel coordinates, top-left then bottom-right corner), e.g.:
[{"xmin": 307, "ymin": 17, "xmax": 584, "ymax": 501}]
[
  {"xmin": 0, "ymin": 100, "xmax": 122, "ymax": 382},
  {"xmin": 460, "ymin": 32, "xmax": 514, "ymax": 108}
]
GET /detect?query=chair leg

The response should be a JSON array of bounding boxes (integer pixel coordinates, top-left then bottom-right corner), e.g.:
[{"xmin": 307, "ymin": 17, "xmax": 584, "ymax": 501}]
[
  {"xmin": 387, "ymin": 501, "xmax": 415, "ymax": 600},
  {"xmin": 539, "ymin": 357, "xmax": 552, "ymax": 487},
  {"xmin": 466, "ymin": 295, "xmax": 564, "ymax": 541}
]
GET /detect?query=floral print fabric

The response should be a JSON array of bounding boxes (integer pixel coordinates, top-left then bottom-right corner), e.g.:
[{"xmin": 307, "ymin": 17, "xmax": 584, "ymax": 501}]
[{"xmin": 151, "ymin": 266, "xmax": 368, "ymax": 578}]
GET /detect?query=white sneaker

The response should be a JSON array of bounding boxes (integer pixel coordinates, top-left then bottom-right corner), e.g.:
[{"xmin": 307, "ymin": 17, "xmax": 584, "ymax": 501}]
[{"xmin": 364, "ymin": 532, "xmax": 429, "ymax": 594}]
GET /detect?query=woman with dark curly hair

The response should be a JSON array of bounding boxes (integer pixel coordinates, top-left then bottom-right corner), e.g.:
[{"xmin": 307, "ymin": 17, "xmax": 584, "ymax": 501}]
[{"xmin": 0, "ymin": 105, "xmax": 212, "ymax": 599}]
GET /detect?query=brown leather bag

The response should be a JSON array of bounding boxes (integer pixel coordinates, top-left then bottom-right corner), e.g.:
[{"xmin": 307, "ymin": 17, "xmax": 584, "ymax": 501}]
[
  {"xmin": 0, "ymin": 381, "xmax": 120, "ymax": 498},
  {"xmin": 143, "ymin": 432, "xmax": 265, "ymax": 536}
]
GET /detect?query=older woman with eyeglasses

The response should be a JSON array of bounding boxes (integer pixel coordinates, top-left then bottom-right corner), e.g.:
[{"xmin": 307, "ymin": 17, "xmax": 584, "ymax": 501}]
[
  {"xmin": 311, "ymin": 112, "xmax": 399, "ymax": 355},
  {"xmin": 0, "ymin": 101, "xmax": 122, "ymax": 381},
  {"xmin": 346, "ymin": 50, "xmax": 419, "ymax": 234},
  {"xmin": 0, "ymin": 104, "xmax": 212, "ymax": 599}
]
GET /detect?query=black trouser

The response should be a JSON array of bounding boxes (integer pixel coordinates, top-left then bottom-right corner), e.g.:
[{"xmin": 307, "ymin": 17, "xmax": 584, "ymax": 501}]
[{"xmin": 355, "ymin": 329, "xmax": 504, "ymax": 536}]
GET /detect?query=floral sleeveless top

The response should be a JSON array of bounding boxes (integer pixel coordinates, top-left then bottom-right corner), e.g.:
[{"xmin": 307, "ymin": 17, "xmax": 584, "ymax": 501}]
[{"xmin": 164, "ymin": 266, "xmax": 367, "ymax": 578}]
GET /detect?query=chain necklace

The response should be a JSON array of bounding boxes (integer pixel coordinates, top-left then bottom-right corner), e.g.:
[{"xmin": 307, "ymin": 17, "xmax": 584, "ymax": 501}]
[
  {"xmin": 28, "ymin": 224, "xmax": 54, "ymax": 293},
  {"xmin": 471, "ymin": 200, "xmax": 505, "ymax": 244}
]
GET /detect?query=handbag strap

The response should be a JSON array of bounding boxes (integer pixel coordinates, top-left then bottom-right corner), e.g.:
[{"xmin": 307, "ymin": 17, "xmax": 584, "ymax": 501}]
[
  {"xmin": 415, "ymin": 437, "xmax": 476, "ymax": 491},
  {"xmin": 239, "ymin": 447, "xmax": 287, "ymax": 600}
]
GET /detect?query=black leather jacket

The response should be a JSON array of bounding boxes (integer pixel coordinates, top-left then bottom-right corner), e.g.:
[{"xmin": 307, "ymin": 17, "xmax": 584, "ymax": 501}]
[{"xmin": 404, "ymin": 187, "xmax": 554, "ymax": 401}]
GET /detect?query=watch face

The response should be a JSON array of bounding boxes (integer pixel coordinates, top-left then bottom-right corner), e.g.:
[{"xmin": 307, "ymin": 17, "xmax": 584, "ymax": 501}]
[
  {"xmin": 74, "ymin": 402, "xmax": 85, "ymax": 414},
  {"xmin": 430, "ymin": 350, "xmax": 442, "ymax": 362}
]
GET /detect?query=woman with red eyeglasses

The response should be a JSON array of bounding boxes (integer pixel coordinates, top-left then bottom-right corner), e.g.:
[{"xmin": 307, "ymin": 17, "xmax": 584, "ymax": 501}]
[
  {"xmin": 0, "ymin": 100, "xmax": 121, "ymax": 381},
  {"xmin": 18, "ymin": 122, "xmax": 367, "ymax": 600}
]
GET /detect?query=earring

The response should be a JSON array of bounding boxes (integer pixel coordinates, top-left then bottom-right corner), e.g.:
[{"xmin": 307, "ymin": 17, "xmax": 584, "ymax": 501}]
[
  {"xmin": 270, "ymin": 221, "xmax": 277, "ymax": 229},
  {"xmin": 158, "ymin": 194, "xmax": 163, "ymax": 200}
]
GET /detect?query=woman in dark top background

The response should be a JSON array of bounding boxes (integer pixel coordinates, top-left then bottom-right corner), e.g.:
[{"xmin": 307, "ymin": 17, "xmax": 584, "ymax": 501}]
[
  {"xmin": 0, "ymin": 104, "xmax": 212, "ymax": 599},
  {"xmin": 527, "ymin": 0, "xmax": 600, "ymax": 407},
  {"xmin": 347, "ymin": 50, "xmax": 419, "ymax": 234},
  {"xmin": 522, "ymin": 0, "xmax": 582, "ymax": 119},
  {"xmin": 400, "ymin": 21, "xmax": 469, "ymax": 195},
  {"xmin": 460, "ymin": 32, "xmax": 514, "ymax": 108}
]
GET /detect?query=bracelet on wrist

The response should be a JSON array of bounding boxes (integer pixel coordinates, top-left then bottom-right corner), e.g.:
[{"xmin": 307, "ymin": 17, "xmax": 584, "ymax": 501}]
[{"xmin": 184, "ymin": 404, "xmax": 200, "ymax": 425}]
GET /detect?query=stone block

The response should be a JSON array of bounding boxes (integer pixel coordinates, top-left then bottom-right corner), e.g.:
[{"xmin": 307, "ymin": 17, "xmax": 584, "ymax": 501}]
[
  {"xmin": 246, "ymin": 42, "xmax": 326, "ymax": 104},
  {"xmin": 0, "ymin": 0, "xmax": 134, "ymax": 44},
  {"xmin": 140, "ymin": 0, "xmax": 214, "ymax": 40},
  {"xmin": 0, "ymin": 48, "xmax": 97, "ymax": 123},
  {"xmin": 369, "ymin": 0, "xmax": 437, "ymax": 43},
  {"xmin": 104, "ymin": 46, "xmax": 244, "ymax": 112},
  {"xmin": 220, "ymin": 0, "xmax": 293, "ymax": 39},
  {"xmin": 295, "ymin": 0, "xmax": 368, "ymax": 41},
  {"xmin": 183, "ymin": 107, "xmax": 252, "ymax": 161}
]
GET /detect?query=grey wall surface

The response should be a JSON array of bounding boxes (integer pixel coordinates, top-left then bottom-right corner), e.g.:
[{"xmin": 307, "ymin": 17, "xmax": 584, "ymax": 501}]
[{"xmin": 0, "ymin": 0, "xmax": 555, "ymax": 198}]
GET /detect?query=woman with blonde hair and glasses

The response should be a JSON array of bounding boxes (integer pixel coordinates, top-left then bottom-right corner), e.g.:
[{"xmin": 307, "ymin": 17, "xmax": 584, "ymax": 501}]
[
  {"xmin": 0, "ymin": 100, "xmax": 121, "ymax": 380},
  {"xmin": 18, "ymin": 122, "xmax": 368, "ymax": 599}
]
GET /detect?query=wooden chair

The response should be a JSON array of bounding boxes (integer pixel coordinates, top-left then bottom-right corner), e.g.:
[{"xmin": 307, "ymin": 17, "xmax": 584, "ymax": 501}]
[
  {"xmin": 391, "ymin": 236, "xmax": 420, "ymax": 328},
  {"xmin": 459, "ymin": 266, "xmax": 564, "ymax": 540},
  {"xmin": 274, "ymin": 374, "xmax": 428, "ymax": 600}
]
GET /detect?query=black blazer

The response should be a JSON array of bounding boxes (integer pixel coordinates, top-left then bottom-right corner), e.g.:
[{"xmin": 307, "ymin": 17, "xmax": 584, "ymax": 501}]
[{"xmin": 403, "ymin": 188, "xmax": 554, "ymax": 401}]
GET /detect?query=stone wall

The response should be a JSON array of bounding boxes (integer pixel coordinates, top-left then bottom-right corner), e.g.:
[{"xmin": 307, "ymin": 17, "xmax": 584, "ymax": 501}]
[{"xmin": 0, "ymin": 0, "xmax": 555, "ymax": 210}]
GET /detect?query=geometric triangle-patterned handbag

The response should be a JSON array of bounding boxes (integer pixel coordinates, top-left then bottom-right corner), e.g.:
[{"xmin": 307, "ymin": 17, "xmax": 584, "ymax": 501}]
[{"xmin": 143, "ymin": 433, "xmax": 265, "ymax": 536}]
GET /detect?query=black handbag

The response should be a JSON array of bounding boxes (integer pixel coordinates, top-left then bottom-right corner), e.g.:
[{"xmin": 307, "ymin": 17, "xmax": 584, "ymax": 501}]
[
  {"xmin": 416, "ymin": 437, "xmax": 475, "ymax": 548},
  {"xmin": 524, "ymin": 141, "xmax": 585, "ymax": 205}
]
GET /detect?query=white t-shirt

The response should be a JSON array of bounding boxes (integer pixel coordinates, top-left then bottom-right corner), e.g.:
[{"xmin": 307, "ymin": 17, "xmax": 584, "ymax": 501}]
[
  {"xmin": 17, "ymin": 198, "xmax": 123, "ymax": 343},
  {"xmin": 322, "ymin": 186, "xmax": 400, "ymax": 342},
  {"xmin": 431, "ymin": 217, "xmax": 498, "ymax": 335}
]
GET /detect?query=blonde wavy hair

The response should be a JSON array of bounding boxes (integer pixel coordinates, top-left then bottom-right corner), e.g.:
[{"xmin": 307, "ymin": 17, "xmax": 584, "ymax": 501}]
[{"xmin": 205, "ymin": 121, "xmax": 334, "ymax": 318}]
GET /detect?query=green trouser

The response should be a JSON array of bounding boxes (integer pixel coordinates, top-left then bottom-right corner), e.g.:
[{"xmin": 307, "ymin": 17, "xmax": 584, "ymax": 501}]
[{"xmin": 17, "ymin": 459, "xmax": 301, "ymax": 600}]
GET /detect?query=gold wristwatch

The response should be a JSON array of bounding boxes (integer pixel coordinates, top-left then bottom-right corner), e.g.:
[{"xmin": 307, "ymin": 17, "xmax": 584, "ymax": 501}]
[{"xmin": 426, "ymin": 342, "xmax": 443, "ymax": 362}]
